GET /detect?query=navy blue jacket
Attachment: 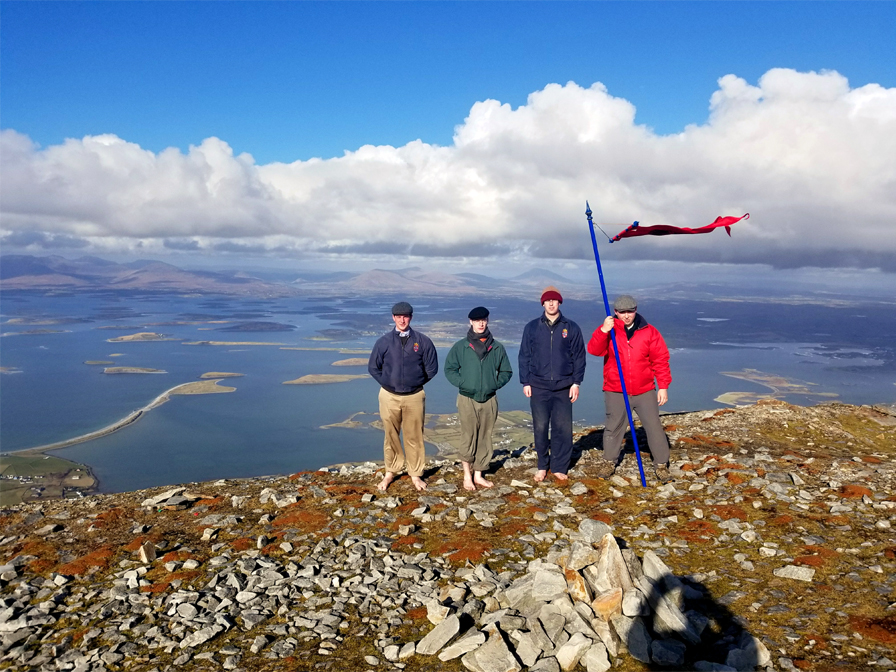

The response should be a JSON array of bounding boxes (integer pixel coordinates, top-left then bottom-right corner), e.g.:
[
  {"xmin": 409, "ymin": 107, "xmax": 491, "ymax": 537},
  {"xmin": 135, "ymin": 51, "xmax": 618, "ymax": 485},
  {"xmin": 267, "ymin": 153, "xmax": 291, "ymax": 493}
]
[
  {"xmin": 518, "ymin": 312, "xmax": 586, "ymax": 391},
  {"xmin": 368, "ymin": 327, "xmax": 439, "ymax": 394}
]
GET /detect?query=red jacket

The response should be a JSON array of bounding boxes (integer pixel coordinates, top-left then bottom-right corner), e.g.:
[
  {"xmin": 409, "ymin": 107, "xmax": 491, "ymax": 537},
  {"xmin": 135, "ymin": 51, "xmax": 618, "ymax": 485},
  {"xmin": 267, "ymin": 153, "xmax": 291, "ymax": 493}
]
[{"xmin": 587, "ymin": 315, "xmax": 671, "ymax": 395}]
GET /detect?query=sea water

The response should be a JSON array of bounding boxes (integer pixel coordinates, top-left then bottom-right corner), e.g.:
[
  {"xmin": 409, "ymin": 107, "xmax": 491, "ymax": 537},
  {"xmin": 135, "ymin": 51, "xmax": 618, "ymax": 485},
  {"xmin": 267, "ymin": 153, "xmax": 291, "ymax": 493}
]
[{"xmin": 1, "ymin": 291, "xmax": 892, "ymax": 492}]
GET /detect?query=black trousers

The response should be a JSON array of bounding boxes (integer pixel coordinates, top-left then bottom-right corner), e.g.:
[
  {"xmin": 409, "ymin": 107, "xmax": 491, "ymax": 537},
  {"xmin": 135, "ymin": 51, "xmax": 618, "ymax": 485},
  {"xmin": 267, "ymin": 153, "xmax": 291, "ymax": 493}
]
[{"xmin": 530, "ymin": 386, "xmax": 573, "ymax": 474}]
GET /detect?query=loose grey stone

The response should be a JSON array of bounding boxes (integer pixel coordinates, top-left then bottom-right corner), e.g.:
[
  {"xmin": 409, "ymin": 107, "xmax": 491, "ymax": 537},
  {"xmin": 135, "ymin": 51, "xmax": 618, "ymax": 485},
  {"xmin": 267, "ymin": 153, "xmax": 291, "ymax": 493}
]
[
  {"xmin": 773, "ymin": 565, "xmax": 815, "ymax": 582},
  {"xmin": 583, "ymin": 642, "xmax": 611, "ymax": 672},
  {"xmin": 578, "ymin": 520, "xmax": 612, "ymax": 544},
  {"xmin": 588, "ymin": 617, "xmax": 620, "ymax": 658},
  {"xmin": 609, "ymin": 615, "xmax": 651, "ymax": 663},
  {"xmin": 554, "ymin": 632, "xmax": 592, "ymax": 671},
  {"xmin": 651, "ymin": 638, "xmax": 687, "ymax": 667},
  {"xmin": 725, "ymin": 632, "xmax": 772, "ymax": 670},
  {"xmin": 621, "ymin": 588, "xmax": 649, "ymax": 617},
  {"xmin": 565, "ymin": 542, "xmax": 601, "ymax": 571},
  {"xmin": 638, "ymin": 575, "xmax": 701, "ymax": 644},
  {"xmin": 530, "ymin": 657, "xmax": 560, "ymax": 672},
  {"xmin": 532, "ymin": 569, "xmax": 568, "ymax": 602},
  {"xmin": 461, "ymin": 630, "xmax": 521, "ymax": 672},
  {"xmin": 583, "ymin": 533, "xmax": 633, "ymax": 595},
  {"xmin": 417, "ymin": 613, "xmax": 461, "ymax": 655},
  {"xmin": 179, "ymin": 625, "xmax": 223, "ymax": 649},
  {"xmin": 514, "ymin": 631, "xmax": 544, "ymax": 667},
  {"xmin": 438, "ymin": 629, "xmax": 486, "ymax": 661}
]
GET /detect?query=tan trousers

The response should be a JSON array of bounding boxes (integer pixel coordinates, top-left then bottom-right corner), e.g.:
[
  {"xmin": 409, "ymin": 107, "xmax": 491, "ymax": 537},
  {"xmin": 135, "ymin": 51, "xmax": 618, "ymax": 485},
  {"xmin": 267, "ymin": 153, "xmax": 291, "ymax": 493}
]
[
  {"xmin": 378, "ymin": 388, "xmax": 426, "ymax": 476},
  {"xmin": 457, "ymin": 394, "xmax": 498, "ymax": 472}
]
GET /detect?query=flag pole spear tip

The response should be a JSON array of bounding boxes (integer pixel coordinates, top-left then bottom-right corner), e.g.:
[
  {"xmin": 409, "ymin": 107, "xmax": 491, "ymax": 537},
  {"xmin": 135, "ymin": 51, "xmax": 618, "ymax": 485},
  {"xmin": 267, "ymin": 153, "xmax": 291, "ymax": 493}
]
[{"xmin": 585, "ymin": 202, "xmax": 592, "ymax": 217}]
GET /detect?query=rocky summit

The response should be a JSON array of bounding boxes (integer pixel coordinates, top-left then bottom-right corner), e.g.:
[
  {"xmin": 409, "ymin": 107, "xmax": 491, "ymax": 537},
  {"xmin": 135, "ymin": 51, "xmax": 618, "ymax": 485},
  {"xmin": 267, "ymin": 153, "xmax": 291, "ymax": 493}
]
[{"xmin": 1, "ymin": 400, "xmax": 895, "ymax": 672}]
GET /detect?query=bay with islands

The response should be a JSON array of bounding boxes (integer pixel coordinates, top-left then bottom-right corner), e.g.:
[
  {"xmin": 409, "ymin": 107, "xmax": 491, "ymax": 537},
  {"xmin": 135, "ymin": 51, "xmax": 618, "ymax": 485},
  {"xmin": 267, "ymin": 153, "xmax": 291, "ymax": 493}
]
[{"xmin": 1, "ymin": 262, "xmax": 894, "ymax": 505}]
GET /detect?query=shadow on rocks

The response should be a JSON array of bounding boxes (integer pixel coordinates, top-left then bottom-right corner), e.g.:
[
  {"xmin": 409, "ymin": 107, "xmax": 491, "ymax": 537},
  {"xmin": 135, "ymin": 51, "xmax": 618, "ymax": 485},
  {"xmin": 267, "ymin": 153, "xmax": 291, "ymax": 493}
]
[{"xmin": 625, "ymin": 543, "xmax": 772, "ymax": 670}]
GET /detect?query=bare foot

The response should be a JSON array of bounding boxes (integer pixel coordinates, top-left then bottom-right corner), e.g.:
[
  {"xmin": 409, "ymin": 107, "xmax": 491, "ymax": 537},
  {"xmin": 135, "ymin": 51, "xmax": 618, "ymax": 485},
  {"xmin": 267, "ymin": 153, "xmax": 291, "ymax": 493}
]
[
  {"xmin": 553, "ymin": 472, "xmax": 569, "ymax": 482},
  {"xmin": 473, "ymin": 475, "xmax": 494, "ymax": 489},
  {"xmin": 377, "ymin": 472, "xmax": 396, "ymax": 492},
  {"xmin": 534, "ymin": 469, "xmax": 547, "ymax": 482},
  {"xmin": 463, "ymin": 477, "xmax": 476, "ymax": 492},
  {"xmin": 411, "ymin": 476, "xmax": 428, "ymax": 491}
]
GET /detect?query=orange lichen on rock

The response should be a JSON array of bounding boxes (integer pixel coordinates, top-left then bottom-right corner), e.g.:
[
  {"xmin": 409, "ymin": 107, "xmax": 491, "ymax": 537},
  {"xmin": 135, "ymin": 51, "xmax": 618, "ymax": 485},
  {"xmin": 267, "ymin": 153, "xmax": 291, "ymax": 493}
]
[
  {"xmin": 839, "ymin": 484, "xmax": 873, "ymax": 499},
  {"xmin": 499, "ymin": 520, "xmax": 530, "ymax": 537},
  {"xmin": 768, "ymin": 514, "xmax": 794, "ymax": 526},
  {"xmin": 849, "ymin": 615, "xmax": 896, "ymax": 645},
  {"xmin": 405, "ymin": 606, "xmax": 428, "ymax": 620},
  {"xmin": 446, "ymin": 543, "xmax": 489, "ymax": 564},
  {"xmin": 711, "ymin": 505, "xmax": 748, "ymax": 521},
  {"xmin": 56, "ymin": 546, "xmax": 115, "ymax": 575},
  {"xmin": 231, "ymin": 537, "xmax": 254, "ymax": 552},
  {"xmin": 677, "ymin": 519, "xmax": 718, "ymax": 544},
  {"xmin": 726, "ymin": 473, "xmax": 747, "ymax": 485},
  {"xmin": 92, "ymin": 507, "xmax": 127, "ymax": 528},
  {"xmin": 271, "ymin": 509, "xmax": 329, "ymax": 532}
]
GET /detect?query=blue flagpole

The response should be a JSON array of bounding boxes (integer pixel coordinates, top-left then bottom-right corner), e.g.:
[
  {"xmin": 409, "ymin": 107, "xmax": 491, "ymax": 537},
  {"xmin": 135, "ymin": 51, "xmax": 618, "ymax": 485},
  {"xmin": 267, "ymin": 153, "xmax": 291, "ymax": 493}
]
[{"xmin": 586, "ymin": 202, "xmax": 647, "ymax": 487}]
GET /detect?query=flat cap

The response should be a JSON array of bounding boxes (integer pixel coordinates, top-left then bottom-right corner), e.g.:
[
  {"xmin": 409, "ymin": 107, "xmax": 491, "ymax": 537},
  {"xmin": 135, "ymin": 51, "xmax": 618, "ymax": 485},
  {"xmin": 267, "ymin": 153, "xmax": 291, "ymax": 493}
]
[
  {"xmin": 613, "ymin": 295, "xmax": 638, "ymax": 311},
  {"xmin": 391, "ymin": 301, "xmax": 413, "ymax": 316},
  {"xmin": 468, "ymin": 306, "xmax": 489, "ymax": 320}
]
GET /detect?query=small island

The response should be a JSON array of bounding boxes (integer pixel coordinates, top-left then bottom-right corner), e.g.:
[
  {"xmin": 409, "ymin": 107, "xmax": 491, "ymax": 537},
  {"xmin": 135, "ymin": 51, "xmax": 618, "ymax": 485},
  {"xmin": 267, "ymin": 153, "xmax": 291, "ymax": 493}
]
[
  {"xmin": 107, "ymin": 332, "xmax": 172, "ymax": 342},
  {"xmin": 715, "ymin": 368, "xmax": 839, "ymax": 406},
  {"xmin": 282, "ymin": 374, "xmax": 369, "ymax": 385},
  {"xmin": 199, "ymin": 372, "xmax": 244, "ymax": 379},
  {"xmin": 331, "ymin": 358, "xmax": 369, "ymax": 367},
  {"xmin": 170, "ymin": 380, "xmax": 236, "ymax": 395},
  {"xmin": 184, "ymin": 340, "xmax": 287, "ymax": 346},
  {"xmin": 85, "ymin": 360, "xmax": 115, "ymax": 365},
  {"xmin": 103, "ymin": 367, "xmax": 167, "ymax": 374}
]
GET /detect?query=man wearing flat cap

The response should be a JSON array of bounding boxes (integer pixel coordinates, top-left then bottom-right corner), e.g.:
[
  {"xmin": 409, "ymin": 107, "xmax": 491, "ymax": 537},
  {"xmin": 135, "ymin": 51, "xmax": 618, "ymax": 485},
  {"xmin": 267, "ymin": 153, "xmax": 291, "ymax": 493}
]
[
  {"xmin": 588, "ymin": 295, "xmax": 672, "ymax": 483},
  {"xmin": 445, "ymin": 306, "xmax": 513, "ymax": 491},
  {"xmin": 368, "ymin": 301, "xmax": 438, "ymax": 491},
  {"xmin": 519, "ymin": 286, "xmax": 586, "ymax": 482}
]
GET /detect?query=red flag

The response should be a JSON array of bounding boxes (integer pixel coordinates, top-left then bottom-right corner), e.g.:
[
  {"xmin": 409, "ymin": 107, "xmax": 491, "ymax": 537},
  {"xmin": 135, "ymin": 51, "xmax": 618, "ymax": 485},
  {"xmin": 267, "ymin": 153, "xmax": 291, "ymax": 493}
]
[{"xmin": 609, "ymin": 213, "xmax": 749, "ymax": 243}]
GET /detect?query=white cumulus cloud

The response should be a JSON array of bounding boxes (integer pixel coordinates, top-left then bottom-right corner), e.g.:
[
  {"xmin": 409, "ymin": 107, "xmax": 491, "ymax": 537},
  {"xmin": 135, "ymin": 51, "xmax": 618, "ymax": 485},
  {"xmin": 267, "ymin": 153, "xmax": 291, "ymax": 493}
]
[{"xmin": 2, "ymin": 68, "xmax": 894, "ymax": 270}]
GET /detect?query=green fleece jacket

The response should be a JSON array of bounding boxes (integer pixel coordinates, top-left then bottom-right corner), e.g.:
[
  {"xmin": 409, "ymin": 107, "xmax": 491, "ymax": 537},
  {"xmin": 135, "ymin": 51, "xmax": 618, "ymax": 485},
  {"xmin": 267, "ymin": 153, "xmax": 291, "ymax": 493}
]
[{"xmin": 444, "ymin": 337, "xmax": 514, "ymax": 403}]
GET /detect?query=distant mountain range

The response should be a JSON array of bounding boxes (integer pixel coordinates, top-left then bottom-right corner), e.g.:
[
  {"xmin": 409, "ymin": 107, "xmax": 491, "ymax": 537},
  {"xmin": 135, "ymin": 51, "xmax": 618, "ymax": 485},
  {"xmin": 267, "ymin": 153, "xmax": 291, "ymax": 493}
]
[{"xmin": 0, "ymin": 255, "xmax": 594, "ymax": 298}]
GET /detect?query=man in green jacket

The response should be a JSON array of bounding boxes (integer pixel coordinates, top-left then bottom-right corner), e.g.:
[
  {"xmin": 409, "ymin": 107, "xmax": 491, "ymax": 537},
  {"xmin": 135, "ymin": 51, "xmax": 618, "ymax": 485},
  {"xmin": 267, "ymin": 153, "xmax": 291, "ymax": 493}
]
[{"xmin": 444, "ymin": 306, "xmax": 514, "ymax": 491}]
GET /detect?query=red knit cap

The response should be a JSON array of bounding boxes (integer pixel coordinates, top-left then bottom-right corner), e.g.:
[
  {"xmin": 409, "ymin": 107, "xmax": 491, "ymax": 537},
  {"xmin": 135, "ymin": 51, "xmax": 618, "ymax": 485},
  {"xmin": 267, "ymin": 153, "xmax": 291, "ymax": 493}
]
[{"xmin": 540, "ymin": 285, "xmax": 563, "ymax": 304}]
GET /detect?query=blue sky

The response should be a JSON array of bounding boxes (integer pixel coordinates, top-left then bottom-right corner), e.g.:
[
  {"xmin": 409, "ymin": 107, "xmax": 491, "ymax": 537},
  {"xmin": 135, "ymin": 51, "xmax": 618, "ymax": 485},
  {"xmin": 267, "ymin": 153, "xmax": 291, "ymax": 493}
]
[
  {"xmin": 1, "ymin": 1, "xmax": 895, "ymax": 277},
  {"xmin": 3, "ymin": 2, "xmax": 894, "ymax": 163}
]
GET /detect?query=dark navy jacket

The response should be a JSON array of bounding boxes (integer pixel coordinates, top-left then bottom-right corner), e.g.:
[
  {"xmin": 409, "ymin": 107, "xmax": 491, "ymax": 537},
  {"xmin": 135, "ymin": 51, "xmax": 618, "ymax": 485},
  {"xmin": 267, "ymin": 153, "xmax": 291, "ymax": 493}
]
[
  {"xmin": 368, "ymin": 327, "xmax": 439, "ymax": 395},
  {"xmin": 518, "ymin": 312, "xmax": 586, "ymax": 391}
]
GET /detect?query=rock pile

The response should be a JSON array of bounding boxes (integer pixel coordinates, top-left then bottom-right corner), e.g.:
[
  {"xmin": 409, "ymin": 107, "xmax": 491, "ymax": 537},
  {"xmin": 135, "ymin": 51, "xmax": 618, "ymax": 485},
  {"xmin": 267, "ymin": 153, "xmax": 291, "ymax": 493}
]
[
  {"xmin": 412, "ymin": 522, "xmax": 772, "ymax": 672},
  {"xmin": 0, "ymin": 400, "xmax": 894, "ymax": 671}
]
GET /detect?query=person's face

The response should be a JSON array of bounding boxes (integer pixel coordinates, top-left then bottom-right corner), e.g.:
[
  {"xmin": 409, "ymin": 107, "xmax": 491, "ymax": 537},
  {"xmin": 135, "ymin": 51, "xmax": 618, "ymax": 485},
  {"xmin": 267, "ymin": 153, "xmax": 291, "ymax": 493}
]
[
  {"xmin": 615, "ymin": 308, "xmax": 636, "ymax": 326},
  {"xmin": 392, "ymin": 314, "xmax": 411, "ymax": 331},
  {"xmin": 543, "ymin": 299, "xmax": 561, "ymax": 318},
  {"xmin": 470, "ymin": 317, "xmax": 488, "ymax": 334}
]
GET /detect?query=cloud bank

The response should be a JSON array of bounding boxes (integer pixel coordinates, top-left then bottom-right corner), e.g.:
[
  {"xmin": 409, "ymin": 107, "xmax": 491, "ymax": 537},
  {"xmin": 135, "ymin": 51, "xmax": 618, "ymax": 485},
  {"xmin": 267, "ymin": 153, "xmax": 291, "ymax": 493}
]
[{"xmin": 2, "ymin": 68, "xmax": 895, "ymax": 270}]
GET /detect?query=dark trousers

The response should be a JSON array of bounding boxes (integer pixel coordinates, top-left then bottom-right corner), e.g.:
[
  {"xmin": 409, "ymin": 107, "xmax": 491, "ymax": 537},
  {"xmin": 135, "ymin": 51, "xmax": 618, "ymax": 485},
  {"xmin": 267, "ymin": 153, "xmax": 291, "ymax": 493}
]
[
  {"xmin": 603, "ymin": 390, "xmax": 670, "ymax": 465},
  {"xmin": 530, "ymin": 386, "xmax": 573, "ymax": 474}
]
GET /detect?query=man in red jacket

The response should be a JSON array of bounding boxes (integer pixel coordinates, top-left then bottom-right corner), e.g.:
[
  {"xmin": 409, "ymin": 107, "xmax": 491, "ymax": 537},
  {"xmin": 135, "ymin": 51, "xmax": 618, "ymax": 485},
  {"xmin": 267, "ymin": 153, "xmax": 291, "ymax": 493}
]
[{"xmin": 587, "ymin": 295, "xmax": 672, "ymax": 483}]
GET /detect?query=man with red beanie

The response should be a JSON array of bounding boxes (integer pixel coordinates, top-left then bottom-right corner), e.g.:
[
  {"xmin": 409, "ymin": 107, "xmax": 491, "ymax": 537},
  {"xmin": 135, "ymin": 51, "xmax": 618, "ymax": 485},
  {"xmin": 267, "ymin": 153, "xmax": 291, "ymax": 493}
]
[
  {"xmin": 518, "ymin": 286, "xmax": 586, "ymax": 482},
  {"xmin": 587, "ymin": 294, "xmax": 672, "ymax": 483}
]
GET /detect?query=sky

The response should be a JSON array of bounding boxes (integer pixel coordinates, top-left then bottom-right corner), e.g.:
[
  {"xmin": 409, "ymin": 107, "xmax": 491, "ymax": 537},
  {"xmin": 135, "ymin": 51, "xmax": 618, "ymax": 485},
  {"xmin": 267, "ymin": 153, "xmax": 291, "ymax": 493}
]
[{"xmin": 1, "ymin": 1, "xmax": 895, "ymax": 280}]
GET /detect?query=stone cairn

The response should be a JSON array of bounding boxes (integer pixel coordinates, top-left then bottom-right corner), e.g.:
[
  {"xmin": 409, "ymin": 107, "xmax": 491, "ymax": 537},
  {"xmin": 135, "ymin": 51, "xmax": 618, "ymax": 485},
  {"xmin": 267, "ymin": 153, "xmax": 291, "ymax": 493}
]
[{"xmin": 413, "ymin": 520, "xmax": 770, "ymax": 672}]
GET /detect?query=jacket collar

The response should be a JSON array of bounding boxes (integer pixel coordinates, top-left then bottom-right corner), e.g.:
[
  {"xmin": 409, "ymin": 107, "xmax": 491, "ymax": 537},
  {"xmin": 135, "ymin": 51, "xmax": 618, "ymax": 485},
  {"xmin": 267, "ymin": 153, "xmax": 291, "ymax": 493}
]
[
  {"xmin": 624, "ymin": 313, "xmax": 648, "ymax": 332},
  {"xmin": 541, "ymin": 311, "xmax": 566, "ymax": 327}
]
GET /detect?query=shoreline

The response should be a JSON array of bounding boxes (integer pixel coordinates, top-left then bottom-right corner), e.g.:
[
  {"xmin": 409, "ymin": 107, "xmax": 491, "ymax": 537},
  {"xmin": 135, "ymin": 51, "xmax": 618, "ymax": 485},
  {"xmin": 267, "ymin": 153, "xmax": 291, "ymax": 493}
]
[{"xmin": 11, "ymin": 380, "xmax": 229, "ymax": 456}]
